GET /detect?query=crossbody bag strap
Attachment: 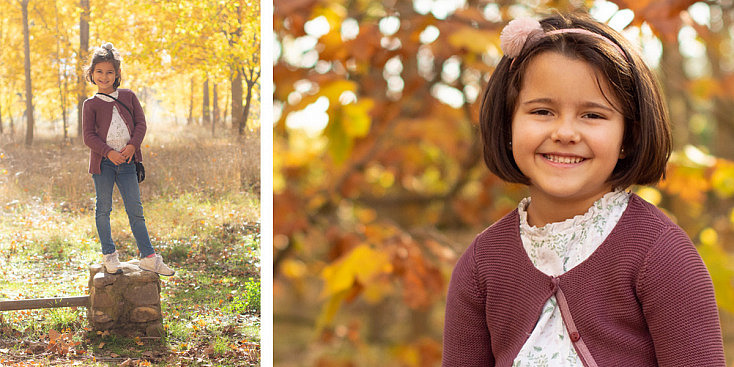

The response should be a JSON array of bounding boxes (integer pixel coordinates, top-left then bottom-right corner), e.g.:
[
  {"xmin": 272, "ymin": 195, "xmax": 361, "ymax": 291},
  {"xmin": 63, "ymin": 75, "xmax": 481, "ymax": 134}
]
[{"xmin": 96, "ymin": 92, "xmax": 134, "ymax": 118}]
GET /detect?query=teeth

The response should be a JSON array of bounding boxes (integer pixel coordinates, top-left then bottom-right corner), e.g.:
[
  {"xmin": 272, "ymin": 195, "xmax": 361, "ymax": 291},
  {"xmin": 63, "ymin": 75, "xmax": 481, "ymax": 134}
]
[{"xmin": 544, "ymin": 154, "xmax": 584, "ymax": 164}]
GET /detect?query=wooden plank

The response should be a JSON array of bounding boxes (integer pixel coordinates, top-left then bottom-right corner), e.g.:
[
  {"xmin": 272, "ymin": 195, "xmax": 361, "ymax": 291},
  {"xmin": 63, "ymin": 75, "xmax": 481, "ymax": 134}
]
[{"xmin": 0, "ymin": 296, "xmax": 89, "ymax": 311}]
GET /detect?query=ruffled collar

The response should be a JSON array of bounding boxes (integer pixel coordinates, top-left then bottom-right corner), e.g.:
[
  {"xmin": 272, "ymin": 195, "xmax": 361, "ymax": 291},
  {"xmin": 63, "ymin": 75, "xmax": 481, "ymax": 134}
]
[
  {"xmin": 95, "ymin": 90, "xmax": 119, "ymax": 102},
  {"xmin": 518, "ymin": 190, "xmax": 630, "ymax": 237}
]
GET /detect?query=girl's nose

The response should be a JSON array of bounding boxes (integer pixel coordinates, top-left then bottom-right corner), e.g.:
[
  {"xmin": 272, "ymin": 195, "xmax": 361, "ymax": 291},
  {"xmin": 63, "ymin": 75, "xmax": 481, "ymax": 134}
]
[{"xmin": 550, "ymin": 116, "xmax": 580, "ymax": 144}]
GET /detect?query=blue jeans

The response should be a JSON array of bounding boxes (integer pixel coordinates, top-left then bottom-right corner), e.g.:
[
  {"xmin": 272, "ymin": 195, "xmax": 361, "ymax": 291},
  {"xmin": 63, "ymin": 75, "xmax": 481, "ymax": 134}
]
[{"xmin": 92, "ymin": 158, "xmax": 155, "ymax": 257}]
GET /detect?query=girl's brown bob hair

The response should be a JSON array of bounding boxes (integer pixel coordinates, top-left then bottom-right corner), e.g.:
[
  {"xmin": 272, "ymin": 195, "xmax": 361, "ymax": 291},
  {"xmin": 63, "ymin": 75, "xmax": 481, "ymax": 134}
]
[
  {"xmin": 84, "ymin": 43, "xmax": 122, "ymax": 90},
  {"xmin": 480, "ymin": 12, "xmax": 671, "ymax": 189}
]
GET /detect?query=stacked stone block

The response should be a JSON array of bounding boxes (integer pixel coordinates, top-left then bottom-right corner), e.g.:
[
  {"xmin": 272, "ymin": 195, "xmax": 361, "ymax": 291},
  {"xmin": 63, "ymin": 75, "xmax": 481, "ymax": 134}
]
[{"xmin": 88, "ymin": 260, "xmax": 164, "ymax": 337}]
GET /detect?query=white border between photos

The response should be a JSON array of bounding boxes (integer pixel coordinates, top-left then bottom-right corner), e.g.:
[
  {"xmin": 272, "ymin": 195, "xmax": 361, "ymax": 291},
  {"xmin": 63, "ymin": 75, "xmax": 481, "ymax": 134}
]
[{"xmin": 260, "ymin": 0, "xmax": 274, "ymax": 366}]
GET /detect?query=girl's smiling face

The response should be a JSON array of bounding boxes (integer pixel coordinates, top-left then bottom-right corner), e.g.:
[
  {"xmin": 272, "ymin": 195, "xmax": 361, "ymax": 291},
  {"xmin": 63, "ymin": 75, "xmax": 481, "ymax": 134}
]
[
  {"xmin": 511, "ymin": 51, "xmax": 625, "ymax": 225},
  {"xmin": 93, "ymin": 61, "xmax": 118, "ymax": 93}
]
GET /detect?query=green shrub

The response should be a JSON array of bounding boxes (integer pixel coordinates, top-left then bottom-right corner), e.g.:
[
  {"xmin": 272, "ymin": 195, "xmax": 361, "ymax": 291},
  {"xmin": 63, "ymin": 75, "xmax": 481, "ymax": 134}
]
[{"xmin": 229, "ymin": 277, "xmax": 260, "ymax": 315}]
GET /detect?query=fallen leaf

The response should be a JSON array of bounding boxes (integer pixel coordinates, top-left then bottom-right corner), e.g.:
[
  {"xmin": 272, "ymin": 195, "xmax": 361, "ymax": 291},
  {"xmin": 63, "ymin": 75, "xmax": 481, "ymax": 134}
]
[
  {"xmin": 49, "ymin": 329, "xmax": 60, "ymax": 343},
  {"xmin": 98, "ymin": 342, "xmax": 105, "ymax": 349}
]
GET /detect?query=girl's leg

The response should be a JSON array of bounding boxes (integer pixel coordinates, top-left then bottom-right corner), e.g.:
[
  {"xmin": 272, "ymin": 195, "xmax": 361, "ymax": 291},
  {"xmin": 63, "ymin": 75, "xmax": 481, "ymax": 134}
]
[
  {"xmin": 93, "ymin": 158, "xmax": 117, "ymax": 255},
  {"xmin": 115, "ymin": 161, "xmax": 155, "ymax": 258}
]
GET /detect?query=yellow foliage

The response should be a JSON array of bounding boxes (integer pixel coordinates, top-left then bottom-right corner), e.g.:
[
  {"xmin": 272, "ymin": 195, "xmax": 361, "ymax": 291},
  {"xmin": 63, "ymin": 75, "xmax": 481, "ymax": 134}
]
[
  {"xmin": 688, "ymin": 77, "xmax": 724, "ymax": 100},
  {"xmin": 658, "ymin": 165, "xmax": 710, "ymax": 207},
  {"xmin": 320, "ymin": 244, "xmax": 393, "ymax": 298},
  {"xmin": 447, "ymin": 27, "xmax": 499, "ymax": 54},
  {"xmin": 316, "ymin": 244, "xmax": 393, "ymax": 329},
  {"xmin": 282, "ymin": 133, "xmax": 328, "ymax": 168},
  {"xmin": 340, "ymin": 99, "xmax": 374, "ymax": 138},
  {"xmin": 697, "ymin": 229, "xmax": 734, "ymax": 314},
  {"xmin": 355, "ymin": 208, "xmax": 377, "ymax": 224},
  {"xmin": 321, "ymin": 80, "xmax": 358, "ymax": 104},
  {"xmin": 712, "ymin": 161, "xmax": 734, "ymax": 198},
  {"xmin": 314, "ymin": 290, "xmax": 348, "ymax": 332},
  {"xmin": 362, "ymin": 279, "xmax": 394, "ymax": 304},
  {"xmin": 281, "ymin": 259, "xmax": 307, "ymax": 280},
  {"xmin": 636, "ymin": 187, "xmax": 662, "ymax": 206},
  {"xmin": 700, "ymin": 227, "xmax": 718, "ymax": 247},
  {"xmin": 392, "ymin": 344, "xmax": 420, "ymax": 366},
  {"xmin": 312, "ymin": 3, "xmax": 347, "ymax": 29}
]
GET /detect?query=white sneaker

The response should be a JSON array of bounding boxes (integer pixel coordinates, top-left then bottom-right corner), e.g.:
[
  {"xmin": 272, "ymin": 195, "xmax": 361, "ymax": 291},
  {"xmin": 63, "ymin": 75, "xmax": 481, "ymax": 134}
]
[
  {"xmin": 139, "ymin": 254, "xmax": 175, "ymax": 276},
  {"xmin": 103, "ymin": 251, "xmax": 122, "ymax": 274}
]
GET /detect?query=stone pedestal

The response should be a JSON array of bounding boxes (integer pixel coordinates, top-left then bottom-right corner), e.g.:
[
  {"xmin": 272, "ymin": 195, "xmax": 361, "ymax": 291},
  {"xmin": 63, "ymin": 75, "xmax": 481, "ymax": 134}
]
[{"xmin": 88, "ymin": 260, "xmax": 164, "ymax": 337}]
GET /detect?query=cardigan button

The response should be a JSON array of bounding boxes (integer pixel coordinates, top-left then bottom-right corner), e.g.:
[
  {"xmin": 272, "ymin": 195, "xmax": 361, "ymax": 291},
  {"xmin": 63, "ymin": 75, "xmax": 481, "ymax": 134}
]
[{"xmin": 570, "ymin": 332, "xmax": 580, "ymax": 342}]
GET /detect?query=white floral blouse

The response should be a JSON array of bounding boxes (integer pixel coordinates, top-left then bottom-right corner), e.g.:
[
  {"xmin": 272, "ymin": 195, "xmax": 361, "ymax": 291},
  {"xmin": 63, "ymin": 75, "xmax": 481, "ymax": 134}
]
[
  {"xmin": 512, "ymin": 190, "xmax": 630, "ymax": 366},
  {"xmin": 97, "ymin": 91, "xmax": 131, "ymax": 152}
]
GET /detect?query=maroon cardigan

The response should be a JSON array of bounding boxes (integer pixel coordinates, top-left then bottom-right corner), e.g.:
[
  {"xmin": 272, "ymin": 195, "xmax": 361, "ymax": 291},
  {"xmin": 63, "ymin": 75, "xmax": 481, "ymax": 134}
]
[
  {"xmin": 82, "ymin": 89, "xmax": 146, "ymax": 174},
  {"xmin": 443, "ymin": 194, "xmax": 725, "ymax": 366}
]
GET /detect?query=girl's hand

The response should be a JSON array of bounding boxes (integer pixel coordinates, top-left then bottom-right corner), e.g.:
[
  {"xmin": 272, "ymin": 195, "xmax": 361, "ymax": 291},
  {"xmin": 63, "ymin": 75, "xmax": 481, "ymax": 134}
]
[
  {"xmin": 120, "ymin": 144, "xmax": 136, "ymax": 163},
  {"xmin": 106, "ymin": 150, "xmax": 126, "ymax": 165}
]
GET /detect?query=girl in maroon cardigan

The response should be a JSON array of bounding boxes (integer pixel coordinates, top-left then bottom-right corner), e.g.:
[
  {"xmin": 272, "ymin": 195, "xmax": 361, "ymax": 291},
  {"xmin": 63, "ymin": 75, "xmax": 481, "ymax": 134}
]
[
  {"xmin": 82, "ymin": 43, "xmax": 174, "ymax": 276},
  {"xmin": 443, "ymin": 13, "xmax": 725, "ymax": 366}
]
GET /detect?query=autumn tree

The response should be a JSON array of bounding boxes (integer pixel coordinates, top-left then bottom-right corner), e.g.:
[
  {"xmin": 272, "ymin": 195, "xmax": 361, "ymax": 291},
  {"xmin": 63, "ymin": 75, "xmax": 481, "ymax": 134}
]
[
  {"xmin": 220, "ymin": 0, "xmax": 260, "ymax": 135},
  {"xmin": 0, "ymin": 0, "xmax": 259, "ymax": 143}
]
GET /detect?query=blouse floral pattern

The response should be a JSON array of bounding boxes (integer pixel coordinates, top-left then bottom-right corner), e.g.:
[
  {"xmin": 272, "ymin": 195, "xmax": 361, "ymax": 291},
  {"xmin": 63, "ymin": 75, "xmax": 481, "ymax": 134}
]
[
  {"xmin": 97, "ymin": 91, "xmax": 130, "ymax": 152},
  {"xmin": 512, "ymin": 190, "xmax": 630, "ymax": 366}
]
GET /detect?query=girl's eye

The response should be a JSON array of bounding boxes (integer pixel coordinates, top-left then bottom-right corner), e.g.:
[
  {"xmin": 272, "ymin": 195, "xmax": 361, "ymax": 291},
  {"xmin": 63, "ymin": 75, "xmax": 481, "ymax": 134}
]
[
  {"xmin": 531, "ymin": 109, "xmax": 552, "ymax": 116},
  {"xmin": 583, "ymin": 113, "xmax": 605, "ymax": 119}
]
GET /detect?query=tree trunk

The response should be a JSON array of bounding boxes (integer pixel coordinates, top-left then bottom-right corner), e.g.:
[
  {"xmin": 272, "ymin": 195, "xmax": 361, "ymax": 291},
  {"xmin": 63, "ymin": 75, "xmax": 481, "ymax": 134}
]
[
  {"xmin": 660, "ymin": 38, "xmax": 690, "ymax": 150},
  {"xmin": 61, "ymin": 75, "xmax": 69, "ymax": 141},
  {"xmin": 54, "ymin": 1, "xmax": 68, "ymax": 141},
  {"xmin": 9, "ymin": 105, "xmax": 14, "ymax": 137},
  {"xmin": 21, "ymin": 0, "xmax": 34, "ymax": 146},
  {"xmin": 188, "ymin": 76, "xmax": 194, "ymax": 125},
  {"xmin": 202, "ymin": 77, "xmax": 210, "ymax": 126},
  {"xmin": 241, "ymin": 66, "xmax": 260, "ymax": 135},
  {"xmin": 212, "ymin": 83, "xmax": 218, "ymax": 137},
  {"xmin": 77, "ymin": 0, "xmax": 89, "ymax": 141},
  {"xmin": 241, "ymin": 77, "xmax": 253, "ymax": 135},
  {"xmin": 231, "ymin": 68, "xmax": 243, "ymax": 133},
  {"xmin": 223, "ymin": 87, "xmax": 230, "ymax": 129}
]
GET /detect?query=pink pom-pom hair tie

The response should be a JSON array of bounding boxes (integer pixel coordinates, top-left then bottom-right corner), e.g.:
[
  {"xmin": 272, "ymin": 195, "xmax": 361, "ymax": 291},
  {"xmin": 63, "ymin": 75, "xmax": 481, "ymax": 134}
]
[
  {"xmin": 499, "ymin": 17, "xmax": 627, "ymax": 63},
  {"xmin": 500, "ymin": 18, "xmax": 544, "ymax": 58}
]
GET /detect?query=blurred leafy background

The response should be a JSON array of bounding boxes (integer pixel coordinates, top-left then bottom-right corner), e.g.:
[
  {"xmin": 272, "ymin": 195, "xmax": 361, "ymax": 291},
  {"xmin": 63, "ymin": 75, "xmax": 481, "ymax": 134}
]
[{"xmin": 274, "ymin": 0, "xmax": 734, "ymax": 365}]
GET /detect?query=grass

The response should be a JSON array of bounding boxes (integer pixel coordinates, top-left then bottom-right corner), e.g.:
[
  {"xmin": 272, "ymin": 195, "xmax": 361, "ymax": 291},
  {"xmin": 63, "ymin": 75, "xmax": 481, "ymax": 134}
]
[{"xmin": 0, "ymin": 126, "xmax": 260, "ymax": 366}]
